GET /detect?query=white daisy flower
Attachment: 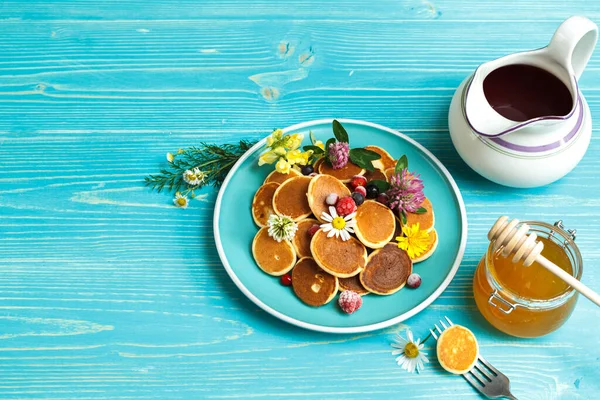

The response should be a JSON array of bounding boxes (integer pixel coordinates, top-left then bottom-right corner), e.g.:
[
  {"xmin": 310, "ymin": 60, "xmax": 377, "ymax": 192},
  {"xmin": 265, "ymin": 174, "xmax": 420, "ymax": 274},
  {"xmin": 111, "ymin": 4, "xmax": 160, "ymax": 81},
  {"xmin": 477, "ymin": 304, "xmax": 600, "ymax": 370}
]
[
  {"xmin": 320, "ymin": 206, "xmax": 356, "ymax": 241},
  {"xmin": 391, "ymin": 328, "xmax": 429, "ymax": 374},
  {"xmin": 182, "ymin": 168, "xmax": 206, "ymax": 186},
  {"xmin": 267, "ymin": 214, "xmax": 298, "ymax": 242},
  {"xmin": 173, "ymin": 193, "xmax": 189, "ymax": 209}
]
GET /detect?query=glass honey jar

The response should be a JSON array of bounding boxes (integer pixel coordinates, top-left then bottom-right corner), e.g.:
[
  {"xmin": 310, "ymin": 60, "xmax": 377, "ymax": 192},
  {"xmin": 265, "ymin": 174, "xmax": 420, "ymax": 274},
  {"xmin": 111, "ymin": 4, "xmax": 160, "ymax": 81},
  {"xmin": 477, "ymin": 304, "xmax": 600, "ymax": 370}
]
[{"xmin": 473, "ymin": 220, "xmax": 581, "ymax": 338}]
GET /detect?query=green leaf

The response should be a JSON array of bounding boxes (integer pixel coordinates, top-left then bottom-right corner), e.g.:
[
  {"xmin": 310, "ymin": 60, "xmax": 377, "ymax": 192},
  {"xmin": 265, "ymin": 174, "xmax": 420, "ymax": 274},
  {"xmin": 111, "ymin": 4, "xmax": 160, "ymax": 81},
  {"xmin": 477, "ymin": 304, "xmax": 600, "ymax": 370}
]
[
  {"xmin": 303, "ymin": 145, "xmax": 324, "ymax": 154},
  {"xmin": 415, "ymin": 207, "xmax": 427, "ymax": 214},
  {"xmin": 309, "ymin": 130, "xmax": 317, "ymax": 145},
  {"xmin": 332, "ymin": 120, "xmax": 349, "ymax": 144},
  {"xmin": 349, "ymin": 148, "xmax": 379, "ymax": 172},
  {"xmin": 395, "ymin": 155, "xmax": 408, "ymax": 173},
  {"xmin": 370, "ymin": 179, "xmax": 390, "ymax": 192},
  {"xmin": 351, "ymin": 148, "xmax": 381, "ymax": 161},
  {"xmin": 401, "ymin": 210, "xmax": 407, "ymax": 225}
]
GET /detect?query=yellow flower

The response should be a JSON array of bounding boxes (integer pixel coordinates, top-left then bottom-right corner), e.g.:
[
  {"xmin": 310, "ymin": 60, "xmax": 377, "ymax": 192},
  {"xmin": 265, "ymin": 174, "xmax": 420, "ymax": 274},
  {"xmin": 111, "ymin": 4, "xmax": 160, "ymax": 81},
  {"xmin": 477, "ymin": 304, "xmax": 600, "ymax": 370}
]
[
  {"xmin": 272, "ymin": 146, "xmax": 287, "ymax": 156},
  {"xmin": 258, "ymin": 150, "xmax": 279, "ymax": 166},
  {"xmin": 313, "ymin": 140, "xmax": 325, "ymax": 151},
  {"xmin": 286, "ymin": 149, "xmax": 313, "ymax": 166},
  {"xmin": 272, "ymin": 129, "xmax": 283, "ymax": 140},
  {"xmin": 396, "ymin": 223, "xmax": 429, "ymax": 259},
  {"xmin": 275, "ymin": 157, "xmax": 291, "ymax": 174},
  {"xmin": 266, "ymin": 136, "xmax": 275, "ymax": 147},
  {"xmin": 283, "ymin": 133, "xmax": 303, "ymax": 150}
]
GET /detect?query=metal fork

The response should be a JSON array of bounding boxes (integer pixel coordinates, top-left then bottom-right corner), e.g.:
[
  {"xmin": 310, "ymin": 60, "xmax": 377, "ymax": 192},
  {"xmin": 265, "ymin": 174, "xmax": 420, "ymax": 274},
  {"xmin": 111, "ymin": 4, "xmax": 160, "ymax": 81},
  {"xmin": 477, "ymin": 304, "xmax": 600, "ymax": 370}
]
[{"xmin": 430, "ymin": 317, "xmax": 518, "ymax": 400}]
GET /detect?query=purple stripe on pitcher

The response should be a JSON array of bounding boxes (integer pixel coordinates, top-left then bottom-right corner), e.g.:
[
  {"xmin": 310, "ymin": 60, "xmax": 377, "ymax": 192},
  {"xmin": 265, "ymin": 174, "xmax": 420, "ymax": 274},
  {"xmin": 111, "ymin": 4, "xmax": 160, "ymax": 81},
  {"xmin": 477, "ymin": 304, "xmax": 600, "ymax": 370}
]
[{"xmin": 489, "ymin": 96, "xmax": 583, "ymax": 153}]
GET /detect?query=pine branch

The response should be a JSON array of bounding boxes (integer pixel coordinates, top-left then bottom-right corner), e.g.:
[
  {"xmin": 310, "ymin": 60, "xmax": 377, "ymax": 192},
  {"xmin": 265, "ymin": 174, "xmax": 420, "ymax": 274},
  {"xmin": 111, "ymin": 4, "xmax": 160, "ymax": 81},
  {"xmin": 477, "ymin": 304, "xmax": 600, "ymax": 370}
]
[{"xmin": 144, "ymin": 139, "xmax": 258, "ymax": 194}]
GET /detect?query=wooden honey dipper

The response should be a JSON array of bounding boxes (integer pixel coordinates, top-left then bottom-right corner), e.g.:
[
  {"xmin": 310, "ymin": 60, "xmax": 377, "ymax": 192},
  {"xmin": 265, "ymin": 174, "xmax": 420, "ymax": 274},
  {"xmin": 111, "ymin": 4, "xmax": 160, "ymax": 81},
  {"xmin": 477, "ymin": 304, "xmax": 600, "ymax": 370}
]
[{"xmin": 488, "ymin": 216, "xmax": 600, "ymax": 307}]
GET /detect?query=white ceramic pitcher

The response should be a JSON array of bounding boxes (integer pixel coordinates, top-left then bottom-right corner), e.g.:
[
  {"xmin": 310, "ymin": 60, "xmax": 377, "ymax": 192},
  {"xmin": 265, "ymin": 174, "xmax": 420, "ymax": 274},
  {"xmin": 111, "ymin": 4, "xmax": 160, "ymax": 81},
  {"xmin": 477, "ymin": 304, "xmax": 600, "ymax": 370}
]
[{"xmin": 449, "ymin": 16, "xmax": 598, "ymax": 188}]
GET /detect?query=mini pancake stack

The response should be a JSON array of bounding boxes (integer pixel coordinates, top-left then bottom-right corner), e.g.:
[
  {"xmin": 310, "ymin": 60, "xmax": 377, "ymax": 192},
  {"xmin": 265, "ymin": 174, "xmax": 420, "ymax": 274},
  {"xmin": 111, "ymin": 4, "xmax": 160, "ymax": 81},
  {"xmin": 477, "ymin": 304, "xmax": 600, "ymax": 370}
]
[{"xmin": 250, "ymin": 144, "xmax": 439, "ymax": 308}]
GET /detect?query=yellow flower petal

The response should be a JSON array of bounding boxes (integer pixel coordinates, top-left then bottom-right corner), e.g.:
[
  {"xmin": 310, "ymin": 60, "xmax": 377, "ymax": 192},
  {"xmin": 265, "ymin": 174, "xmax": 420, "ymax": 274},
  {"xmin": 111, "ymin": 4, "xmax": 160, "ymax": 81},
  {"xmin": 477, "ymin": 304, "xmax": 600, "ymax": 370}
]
[
  {"xmin": 272, "ymin": 129, "xmax": 283, "ymax": 140},
  {"xmin": 258, "ymin": 151, "xmax": 279, "ymax": 166},
  {"xmin": 272, "ymin": 146, "xmax": 287, "ymax": 156},
  {"xmin": 275, "ymin": 158, "xmax": 291, "ymax": 174}
]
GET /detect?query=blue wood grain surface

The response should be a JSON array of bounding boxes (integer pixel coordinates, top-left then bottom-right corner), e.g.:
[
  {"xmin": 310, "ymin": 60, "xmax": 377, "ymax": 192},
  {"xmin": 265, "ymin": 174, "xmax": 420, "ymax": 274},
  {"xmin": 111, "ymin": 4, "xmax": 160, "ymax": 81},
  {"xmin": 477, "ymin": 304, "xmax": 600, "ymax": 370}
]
[{"xmin": 1, "ymin": 1, "xmax": 599, "ymax": 399}]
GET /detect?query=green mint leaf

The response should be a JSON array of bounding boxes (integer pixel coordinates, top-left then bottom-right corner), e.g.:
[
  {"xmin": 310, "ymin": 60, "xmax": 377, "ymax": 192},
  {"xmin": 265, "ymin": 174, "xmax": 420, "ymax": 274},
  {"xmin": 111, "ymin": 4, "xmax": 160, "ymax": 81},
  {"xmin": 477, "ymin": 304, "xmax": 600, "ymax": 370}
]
[
  {"xmin": 350, "ymin": 148, "xmax": 381, "ymax": 161},
  {"xmin": 395, "ymin": 155, "xmax": 408, "ymax": 173},
  {"xmin": 401, "ymin": 210, "xmax": 407, "ymax": 225},
  {"xmin": 370, "ymin": 179, "xmax": 390, "ymax": 192},
  {"xmin": 332, "ymin": 120, "xmax": 349, "ymax": 144},
  {"xmin": 303, "ymin": 145, "xmax": 324, "ymax": 154},
  {"xmin": 415, "ymin": 207, "xmax": 427, "ymax": 214},
  {"xmin": 349, "ymin": 148, "xmax": 376, "ymax": 172}
]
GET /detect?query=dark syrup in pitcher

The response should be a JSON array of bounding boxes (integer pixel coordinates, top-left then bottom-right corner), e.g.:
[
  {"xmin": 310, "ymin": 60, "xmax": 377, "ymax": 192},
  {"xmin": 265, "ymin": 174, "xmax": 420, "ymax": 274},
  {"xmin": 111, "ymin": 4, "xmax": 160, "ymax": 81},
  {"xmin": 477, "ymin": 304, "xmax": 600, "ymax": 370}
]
[{"xmin": 483, "ymin": 64, "xmax": 573, "ymax": 122}]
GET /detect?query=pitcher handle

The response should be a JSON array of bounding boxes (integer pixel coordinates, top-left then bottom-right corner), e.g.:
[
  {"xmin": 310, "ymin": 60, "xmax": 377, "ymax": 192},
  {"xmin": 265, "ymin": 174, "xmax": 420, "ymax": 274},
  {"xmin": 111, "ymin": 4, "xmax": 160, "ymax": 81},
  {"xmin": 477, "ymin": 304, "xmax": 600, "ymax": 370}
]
[{"xmin": 547, "ymin": 16, "xmax": 598, "ymax": 80}]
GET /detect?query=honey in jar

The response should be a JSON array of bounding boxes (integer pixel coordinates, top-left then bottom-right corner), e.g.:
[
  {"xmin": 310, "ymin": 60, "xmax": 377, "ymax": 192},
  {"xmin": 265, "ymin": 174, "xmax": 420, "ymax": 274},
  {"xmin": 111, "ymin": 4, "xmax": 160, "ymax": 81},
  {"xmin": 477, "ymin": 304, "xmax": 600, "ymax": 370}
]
[{"xmin": 473, "ymin": 220, "xmax": 581, "ymax": 338}]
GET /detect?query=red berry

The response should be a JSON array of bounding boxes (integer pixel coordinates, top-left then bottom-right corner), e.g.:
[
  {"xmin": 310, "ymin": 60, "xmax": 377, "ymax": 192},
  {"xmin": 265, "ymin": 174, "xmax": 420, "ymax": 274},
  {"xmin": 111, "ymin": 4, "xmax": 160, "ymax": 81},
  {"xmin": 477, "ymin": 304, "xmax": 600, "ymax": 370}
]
[
  {"xmin": 280, "ymin": 274, "xmax": 292, "ymax": 286},
  {"xmin": 407, "ymin": 273, "xmax": 421, "ymax": 289},
  {"xmin": 354, "ymin": 185, "xmax": 367, "ymax": 198},
  {"xmin": 376, "ymin": 193, "xmax": 390, "ymax": 206},
  {"xmin": 339, "ymin": 290, "xmax": 362, "ymax": 314},
  {"xmin": 350, "ymin": 175, "xmax": 367, "ymax": 189},
  {"xmin": 307, "ymin": 224, "xmax": 320, "ymax": 237},
  {"xmin": 336, "ymin": 196, "xmax": 357, "ymax": 216}
]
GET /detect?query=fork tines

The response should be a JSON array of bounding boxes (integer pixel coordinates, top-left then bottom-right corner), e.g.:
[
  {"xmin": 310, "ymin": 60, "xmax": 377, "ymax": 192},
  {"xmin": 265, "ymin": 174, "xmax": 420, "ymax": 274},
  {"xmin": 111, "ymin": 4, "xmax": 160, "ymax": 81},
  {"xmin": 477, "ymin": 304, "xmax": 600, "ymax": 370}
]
[{"xmin": 429, "ymin": 316, "xmax": 454, "ymax": 340}]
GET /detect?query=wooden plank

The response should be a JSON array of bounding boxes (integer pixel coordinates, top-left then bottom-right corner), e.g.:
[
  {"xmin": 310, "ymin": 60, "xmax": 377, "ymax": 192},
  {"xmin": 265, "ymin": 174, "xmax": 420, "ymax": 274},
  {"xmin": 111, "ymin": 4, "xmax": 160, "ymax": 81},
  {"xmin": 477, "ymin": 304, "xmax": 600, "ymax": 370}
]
[{"xmin": 0, "ymin": 1, "xmax": 599, "ymax": 399}]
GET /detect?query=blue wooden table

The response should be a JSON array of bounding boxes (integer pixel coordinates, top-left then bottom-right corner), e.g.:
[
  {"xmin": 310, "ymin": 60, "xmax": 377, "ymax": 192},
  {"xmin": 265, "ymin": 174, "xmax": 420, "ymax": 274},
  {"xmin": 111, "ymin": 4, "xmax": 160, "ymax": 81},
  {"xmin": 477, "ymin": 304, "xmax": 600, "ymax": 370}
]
[{"xmin": 1, "ymin": 1, "xmax": 599, "ymax": 399}]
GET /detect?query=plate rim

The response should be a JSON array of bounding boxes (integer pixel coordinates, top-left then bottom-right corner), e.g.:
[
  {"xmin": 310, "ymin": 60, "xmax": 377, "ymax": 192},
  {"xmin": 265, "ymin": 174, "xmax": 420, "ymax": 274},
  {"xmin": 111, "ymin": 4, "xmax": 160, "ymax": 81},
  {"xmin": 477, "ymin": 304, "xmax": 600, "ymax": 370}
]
[{"xmin": 213, "ymin": 118, "xmax": 468, "ymax": 334}]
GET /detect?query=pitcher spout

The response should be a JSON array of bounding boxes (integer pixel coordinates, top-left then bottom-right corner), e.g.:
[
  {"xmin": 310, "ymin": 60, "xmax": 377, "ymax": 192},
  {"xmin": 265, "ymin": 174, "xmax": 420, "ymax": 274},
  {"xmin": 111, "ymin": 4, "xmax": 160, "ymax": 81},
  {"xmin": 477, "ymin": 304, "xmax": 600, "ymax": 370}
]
[
  {"xmin": 463, "ymin": 59, "xmax": 527, "ymax": 138},
  {"xmin": 463, "ymin": 16, "xmax": 597, "ymax": 138}
]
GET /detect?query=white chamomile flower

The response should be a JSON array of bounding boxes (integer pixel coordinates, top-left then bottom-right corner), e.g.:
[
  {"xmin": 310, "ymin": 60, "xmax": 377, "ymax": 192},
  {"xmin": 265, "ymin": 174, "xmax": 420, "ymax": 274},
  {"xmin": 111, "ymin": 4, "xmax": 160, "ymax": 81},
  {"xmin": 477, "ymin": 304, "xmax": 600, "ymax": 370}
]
[
  {"xmin": 320, "ymin": 206, "xmax": 356, "ymax": 241},
  {"xmin": 173, "ymin": 193, "xmax": 189, "ymax": 209},
  {"xmin": 267, "ymin": 214, "xmax": 298, "ymax": 242},
  {"xmin": 183, "ymin": 168, "xmax": 207, "ymax": 186},
  {"xmin": 391, "ymin": 328, "xmax": 429, "ymax": 374}
]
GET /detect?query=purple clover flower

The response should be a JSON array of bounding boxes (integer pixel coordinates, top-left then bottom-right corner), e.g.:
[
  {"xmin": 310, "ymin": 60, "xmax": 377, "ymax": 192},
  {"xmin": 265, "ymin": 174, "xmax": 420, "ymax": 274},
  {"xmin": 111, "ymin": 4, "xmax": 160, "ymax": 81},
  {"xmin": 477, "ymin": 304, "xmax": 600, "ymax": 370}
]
[
  {"xmin": 328, "ymin": 141, "xmax": 350, "ymax": 169},
  {"xmin": 386, "ymin": 168, "xmax": 425, "ymax": 214}
]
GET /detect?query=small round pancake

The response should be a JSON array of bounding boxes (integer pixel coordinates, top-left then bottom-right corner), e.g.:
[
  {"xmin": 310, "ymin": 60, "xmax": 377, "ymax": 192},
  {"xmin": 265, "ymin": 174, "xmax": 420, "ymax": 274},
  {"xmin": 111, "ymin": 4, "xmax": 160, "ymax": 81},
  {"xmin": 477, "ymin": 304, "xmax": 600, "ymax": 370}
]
[
  {"xmin": 292, "ymin": 257, "xmax": 339, "ymax": 307},
  {"xmin": 292, "ymin": 218, "xmax": 319, "ymax": 259},
  {"xmin": 403, "ymin": 197, "xmax": 435, "ymax": 233},
  {"xmin": 384, "ymin": 167, "xmax": 396, "ymax": 181},
  {"xmin": 251, "ymin": 182, "xmax": 280, "ymax": 227},
  {"xmin": 272, "ymin": 176, "xmax": 312, "ymax": 221},
  {"xmin": 437, "ymin": 325, "xmax": 479, "ymax": 374},
  {"xmin": 307, "ymin": 174, "xmax": 351, "ymax": 223},
  {"xmin": 363, "ymin": 168, "xmax": 387, "ymax": 182},
  {"xmin": 412, "ymin": 228, "xmax": 438, "ymax": 263},
  {"xmin": 310, "ymin": 229, "xmax": 367, "ymax": 278},
  {"xmin": 364, "ymin": 145, "xmax": 396, "ymax": 171},
  {"xmin": 318, "ymin": 160, "xmax": 365, "ymax": 183},
  {"xmin": 338, "ymin": 275, "xmax": 370, "ymax": 296},
  {"xmin": 264, "ymin": 168, "xmax": 302, "ymax": 185},
  {"xmin": 360, "ymin": 243, "xmax": 412, "ymax": 295},
  {"xmin": 252, "ymin": 227, "xmax": 296, "ymax": 276},
  {"xmin": 354, "ymin": 200, "xmax": 396, "ymax": 249},
  {"xmin": 313, "ymin": 157, "xmax": 324, "ymax": 171}
]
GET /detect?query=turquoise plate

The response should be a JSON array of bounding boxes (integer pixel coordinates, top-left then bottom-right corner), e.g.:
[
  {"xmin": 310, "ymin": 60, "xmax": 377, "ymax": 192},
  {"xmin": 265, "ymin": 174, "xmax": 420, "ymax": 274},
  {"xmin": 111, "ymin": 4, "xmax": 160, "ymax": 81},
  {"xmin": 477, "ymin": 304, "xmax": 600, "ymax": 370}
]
[{"xmin": 214, "ymin": 119, "xmax": 467, "ymax": 333}]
